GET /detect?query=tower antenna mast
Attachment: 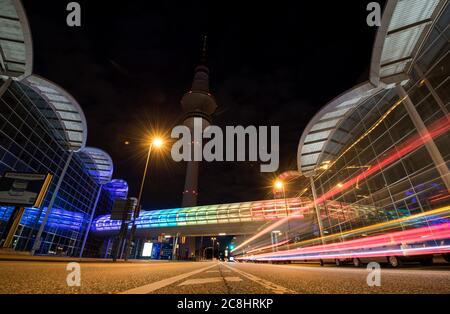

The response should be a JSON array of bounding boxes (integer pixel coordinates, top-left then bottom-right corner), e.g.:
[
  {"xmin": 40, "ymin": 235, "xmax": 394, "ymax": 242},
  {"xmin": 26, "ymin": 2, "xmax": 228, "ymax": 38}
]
[{"xmin": 201, "ymin": 35, "xmax": 207, "ymax": 64}]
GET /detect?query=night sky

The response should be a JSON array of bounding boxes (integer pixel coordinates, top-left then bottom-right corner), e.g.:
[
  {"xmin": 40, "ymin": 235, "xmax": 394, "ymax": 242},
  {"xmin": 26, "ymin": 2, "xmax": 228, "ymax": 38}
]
[{"xmin": 21, "ymin": 0, "xmax": 384, "ymax": 209}]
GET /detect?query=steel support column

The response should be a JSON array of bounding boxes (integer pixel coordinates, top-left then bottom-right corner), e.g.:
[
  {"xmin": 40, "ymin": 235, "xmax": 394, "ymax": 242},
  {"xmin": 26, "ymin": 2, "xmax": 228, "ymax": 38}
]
[
  {"xmin": 79, "ymin": 183, "xmax": 103, "ymax": 257},
  {"xmin": 31, "ymin": 151, "xmax": 74, "ymax": 255},
  {"xmin": 310, "ymin": 176, "xmax": 325, "ymax": 243},
  {"xmin": 396, "ymin": 85, "xmax": 450, "ymax": 191}
]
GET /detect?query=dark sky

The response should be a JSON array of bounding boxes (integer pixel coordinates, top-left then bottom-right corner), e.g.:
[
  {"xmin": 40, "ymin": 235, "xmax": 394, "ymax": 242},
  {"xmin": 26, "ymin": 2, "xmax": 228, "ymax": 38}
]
[{"xmin": 22, "ymin": 0, "xmax": 384, "ymax": 209}]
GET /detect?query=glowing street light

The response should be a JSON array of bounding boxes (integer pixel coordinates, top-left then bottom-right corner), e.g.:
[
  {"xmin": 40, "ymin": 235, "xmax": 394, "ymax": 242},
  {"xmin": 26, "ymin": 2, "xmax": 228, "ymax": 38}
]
[
  {"xmin": 124, "ymin": 135, "xmax": 166, "ymax": 261},
  {"xmin": 274, "ymin": 180, "xmax": 284, "ymax": 190},
  {"xmin": 152, "ymin": 137, "xmax": 164, "ymax": 148}
]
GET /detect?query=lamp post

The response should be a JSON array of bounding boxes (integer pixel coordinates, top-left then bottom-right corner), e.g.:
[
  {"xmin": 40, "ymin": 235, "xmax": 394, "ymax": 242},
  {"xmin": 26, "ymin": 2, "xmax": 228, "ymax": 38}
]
[
  {"xmin": 124, "ymin": 137, "xmax": 164, "ymax": 261},
  {"xmin": 211, "ymin": 237, "xmax": 216, "ymax": 260},
  {"xmin": 274, "ymin": 180, "xmax": 291, "ymax": 249}
]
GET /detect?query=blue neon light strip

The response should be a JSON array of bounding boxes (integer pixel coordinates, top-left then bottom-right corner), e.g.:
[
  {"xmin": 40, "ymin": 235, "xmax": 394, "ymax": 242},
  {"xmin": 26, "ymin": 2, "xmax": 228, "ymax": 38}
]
[{"xmin": 0, "ymin": 206, "xmax": 86, "ymax": 231}]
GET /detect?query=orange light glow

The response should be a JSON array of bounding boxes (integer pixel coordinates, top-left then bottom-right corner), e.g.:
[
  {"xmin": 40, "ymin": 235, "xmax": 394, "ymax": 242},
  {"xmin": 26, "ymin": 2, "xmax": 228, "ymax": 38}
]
[
  {"xmin": 274, "ymin": 180, "xmax": 284, "ymax": 190},
  {"xmin": 152, "ymin": 137, "xmax": 164, "ymax": 148}
]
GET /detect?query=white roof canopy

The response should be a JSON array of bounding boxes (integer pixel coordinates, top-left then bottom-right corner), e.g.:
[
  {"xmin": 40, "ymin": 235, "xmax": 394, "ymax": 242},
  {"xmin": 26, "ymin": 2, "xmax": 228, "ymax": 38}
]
[
  {"xmin": 78, "ymin": 147, "xmax": 113, "ymax": 185},
  {"xmin": 297, "ymin": 82, "xmax": 379, "ymax": 176},
  {"xmin": 23, "ymin": 75, "xmax": 88, "ymax": 151},
  {"xmin": 0, "ymin": 0, "xmax": 32, "ymax": 79},
  {"xmin": 297, "ymin": 0, "xmax": 447, "ymax": 176},
  {"xmin": 370, "ymin": 0, "xmax": 447, "ymax": 86}
]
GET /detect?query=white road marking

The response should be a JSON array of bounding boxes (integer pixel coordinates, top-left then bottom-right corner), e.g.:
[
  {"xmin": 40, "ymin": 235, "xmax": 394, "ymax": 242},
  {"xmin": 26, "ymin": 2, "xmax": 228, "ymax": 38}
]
[
  {"xmin": 222, "ymin": 263, "xmax": 295, "ymax": 294},
  {"xmin": 179, "ymin": 276, "xmax": 243, "ymax": 286},
  {"xmin": 256, "ymin": 263, "xmax": 450, "ymax": 277},
  {"xmin": 206, "ymin": 270, "xmax": 231, "ymax": 273},
  {"xmin": 179, "ymin": 277, "xmax": 222, "ymax": 286},
  {"xmin": 224, "ymin": 276, "xmax": 243, "ymax": 282},
  {"xmin": 119, "ymin": 263, "xmax": 218, "ymax": 294}
]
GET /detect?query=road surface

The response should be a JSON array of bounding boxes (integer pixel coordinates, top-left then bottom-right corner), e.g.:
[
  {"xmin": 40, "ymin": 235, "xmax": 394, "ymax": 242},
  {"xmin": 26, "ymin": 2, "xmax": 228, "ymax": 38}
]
[{"xmin": 1, "ymin": 260, "xmax": 449, "ymax": 294}]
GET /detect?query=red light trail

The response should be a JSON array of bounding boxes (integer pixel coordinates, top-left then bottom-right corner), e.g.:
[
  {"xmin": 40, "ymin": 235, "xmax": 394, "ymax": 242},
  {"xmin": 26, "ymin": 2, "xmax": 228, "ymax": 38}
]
[{"xmin": 239, "ymin": 221, "xmax": 450, "ymax": 261}]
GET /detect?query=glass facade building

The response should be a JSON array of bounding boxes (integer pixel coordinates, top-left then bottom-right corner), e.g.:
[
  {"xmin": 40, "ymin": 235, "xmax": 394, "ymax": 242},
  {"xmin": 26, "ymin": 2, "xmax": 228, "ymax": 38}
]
[
  {"xmin": 296, "ymin": 1, "xmax": 450, "ymax": 245},
  {"xmin": 233, "ymin": 0, "xmax": 450, "ymax": 261},
  {"xmin": 0, "ymin": 79, "xmax": 114, "ymax": 256},
  {"xmin": 0, "ymin": 0, "xmax": 121, "ymax": 257}
]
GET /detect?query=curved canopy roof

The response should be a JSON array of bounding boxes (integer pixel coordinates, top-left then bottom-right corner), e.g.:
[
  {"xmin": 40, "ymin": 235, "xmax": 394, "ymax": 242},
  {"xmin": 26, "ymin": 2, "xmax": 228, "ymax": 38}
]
[
  {"xmin": 78, "ymin": 147, "xmax": 113, "ymax": 185},
  {"xmin": 23, "ymin": 75, "xmax": 87, "ymax": 151},
  {"xmin": 297, "ymin": 0, "xmax": 447, "ymax": 176},
  {"xmin": 370, "ymin": 0, "xmax": 446, "ymax": 86},
  {"xmin": 0, "ymin": 0, "xmax": 32, "ymax": 79},
  {"xmin": 104, "ymin": 179, "xmax": 129, "ymax": 200},
  {"xmin": 297, "ymin": 82, "xmax": 380, "ymax": 176}
]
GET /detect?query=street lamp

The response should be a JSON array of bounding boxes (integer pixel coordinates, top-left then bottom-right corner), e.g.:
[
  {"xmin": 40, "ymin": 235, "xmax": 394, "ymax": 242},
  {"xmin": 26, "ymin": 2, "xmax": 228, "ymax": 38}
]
[
  {"xmin": 274, "ymin": 180, "xmax": 283, "ymax": 190},
  {"xmin": 152, "ymin": 137, "xmax": 164, "ymax": 148},
  {"xmin": 274, "ymin": 179, "xmax": 291, "ymax": 249},
  {"xmin": 211, "ymin": 237, "xmax": 216, "ymax": 260},
  {"xmin": 124, "ymin": 136, "xmax": 165, "ymax": 261},
  {"xmin": 138, "ymin": 136, "xmax": 165, "ymax": 206}
]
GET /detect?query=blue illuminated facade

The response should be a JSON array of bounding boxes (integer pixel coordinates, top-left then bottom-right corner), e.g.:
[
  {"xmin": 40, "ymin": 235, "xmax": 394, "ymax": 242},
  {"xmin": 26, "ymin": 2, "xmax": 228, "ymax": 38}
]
[
  {"xmin": 0, "ymin": 206, "xmax": 85, "ymax": 232},
  {"xmin": 0, "ymin": 79, "xmax": 117, "ymax": 256}
]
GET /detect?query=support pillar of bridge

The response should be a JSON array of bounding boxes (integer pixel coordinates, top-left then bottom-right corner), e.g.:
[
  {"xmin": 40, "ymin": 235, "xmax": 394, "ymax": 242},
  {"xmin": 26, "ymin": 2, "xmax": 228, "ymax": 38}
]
[{"xmin": 188, "ymin": 236, "xmax": 196, "ymax": 260}]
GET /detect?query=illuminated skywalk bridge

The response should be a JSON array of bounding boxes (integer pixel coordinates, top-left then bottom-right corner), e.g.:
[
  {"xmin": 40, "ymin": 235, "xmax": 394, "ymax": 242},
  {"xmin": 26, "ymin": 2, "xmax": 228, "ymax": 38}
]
[
  {"xmin": 92, "ymin": 198, "xmax": 312, "ymax": 237},
  {"xmin": 91, "ymin": 197, "xmax": 380, "ymax": 238}
]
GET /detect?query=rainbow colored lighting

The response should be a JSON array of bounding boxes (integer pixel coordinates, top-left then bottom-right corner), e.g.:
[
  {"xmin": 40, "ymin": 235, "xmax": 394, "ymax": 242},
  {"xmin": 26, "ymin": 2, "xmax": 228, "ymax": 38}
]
[{"xmin": 92, "ymin": 198, "xmax": 310, "ymax": 232}]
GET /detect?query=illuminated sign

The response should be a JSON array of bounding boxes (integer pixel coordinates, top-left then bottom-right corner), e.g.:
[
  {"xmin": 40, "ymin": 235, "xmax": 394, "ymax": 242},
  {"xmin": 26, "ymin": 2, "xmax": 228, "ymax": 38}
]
[
  {"xmin": 142, "ymin": 242, "xmax": 153, "ymax": 257},
  {"xmin": 0, "ymin": 172, "xmax": 52, "ymax": 207}
]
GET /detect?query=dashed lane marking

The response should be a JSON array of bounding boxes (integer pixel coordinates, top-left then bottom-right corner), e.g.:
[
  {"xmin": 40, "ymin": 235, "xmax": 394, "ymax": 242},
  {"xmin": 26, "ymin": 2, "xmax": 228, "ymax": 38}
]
[
  {"xmin": 119, "ymin": 263, "xmax": 218, "ymax": 294},
  {"xmin": 224, "ymin": 276, "xmax": 243, "ymax": 282},
  {"xmin": 179, "ymin": 277, "xmax": 222, "ymax": 286},
  {"xmin": 222, "ymin": 263, "xmax": 296, "ymax": 294},
  {"xmin": 178, "ymin": 276, "xmax": 243, "ymax": 286}
]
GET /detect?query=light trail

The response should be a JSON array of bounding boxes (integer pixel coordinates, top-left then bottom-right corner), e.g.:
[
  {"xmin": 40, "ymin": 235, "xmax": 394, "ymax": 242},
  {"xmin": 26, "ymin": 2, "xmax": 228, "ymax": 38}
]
[
  {"xmin": 245, "ymin": 239, "xmax": 291, "ymax": 254},
  {"xmin": 239, "ymin": 222, "xmax": 450, "ymax": 260},
  {"xmin": 232, "ymin": 114, "xmax": 450, "ymax": 253},
  {"xmin": 269, "ymin": 205, "xmax": 450, "ymax": 252},
  {"xmin": 240, "ymin": 245, "xmax": 450, "ymax": 262}
]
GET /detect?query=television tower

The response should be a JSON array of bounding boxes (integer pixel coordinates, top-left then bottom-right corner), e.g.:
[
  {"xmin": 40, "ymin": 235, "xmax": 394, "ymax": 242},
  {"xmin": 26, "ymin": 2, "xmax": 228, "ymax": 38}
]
[{"xmin": 181, "ymin": 36, "xmax": 217, "ymax": 207}]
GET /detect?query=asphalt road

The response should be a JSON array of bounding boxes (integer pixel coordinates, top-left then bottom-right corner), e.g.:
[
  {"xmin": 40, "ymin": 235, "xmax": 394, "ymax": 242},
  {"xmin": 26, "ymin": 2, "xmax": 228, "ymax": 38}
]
[{"xmin": 1, "ymin": 260, "xmax": 450, "ymax": 294}]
